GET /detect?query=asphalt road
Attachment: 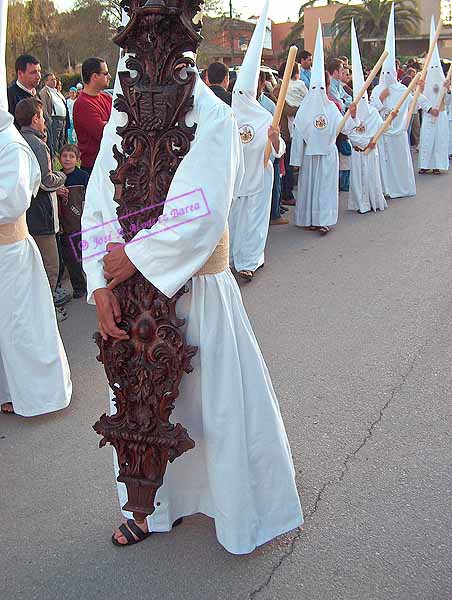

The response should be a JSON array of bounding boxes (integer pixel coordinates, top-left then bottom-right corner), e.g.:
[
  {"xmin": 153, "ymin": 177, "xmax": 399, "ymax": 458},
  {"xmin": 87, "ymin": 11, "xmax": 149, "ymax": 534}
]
[{"xmin": 1, "ymin": 163, "xmax": 452, "ymax": 600}]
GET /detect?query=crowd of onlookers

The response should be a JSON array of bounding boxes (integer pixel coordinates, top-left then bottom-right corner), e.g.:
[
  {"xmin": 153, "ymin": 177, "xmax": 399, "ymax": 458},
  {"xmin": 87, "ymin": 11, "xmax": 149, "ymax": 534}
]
[
  {"xmin": 6, "ymin": 53, "xmax": 113, "ymax": 322},
  {"xmin": 5, "ymin": 50, "xmax": 446, "ymax": 322}
]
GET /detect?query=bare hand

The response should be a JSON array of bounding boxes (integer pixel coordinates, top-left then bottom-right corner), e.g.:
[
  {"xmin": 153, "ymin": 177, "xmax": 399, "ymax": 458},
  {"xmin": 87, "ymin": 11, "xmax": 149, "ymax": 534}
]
[
  {"xmin": 93, "ymin": 288, "xmax": 129, "ymax": 341},
  {"xmin": 367, "ymin": 141, "xmax": 377, "ymax": 151},
  {"xmin": 380, "ymin": 88, "xmax": 390, "ymax": 102},
  {"xmin": 444, "ymin": 80, "xmax": 451, "ymax": 91},
  {"xmin": 103, "ymin": 242, "xmax": 137, "ymax": 290},
  {"xmin": 429, "ymin": 108, "xmax": 440, "ymax": 117},
  {"xmin": 390, "ymin": 110, "xmax": 399, "ymax": 119},
  {"xmin": 268, "ymin": 125, "xmax": 280, "ymax": 153},
  {"xmin": 56, "ymin": 186, "xmax": 69, "ymax": 200},
  {"xmin": 349, "ymin": 102, "xmax": 357, "ymax": 119},
  {"xmin": 417, "ymin": 79, "xmax": 425, "ymax": 92}
]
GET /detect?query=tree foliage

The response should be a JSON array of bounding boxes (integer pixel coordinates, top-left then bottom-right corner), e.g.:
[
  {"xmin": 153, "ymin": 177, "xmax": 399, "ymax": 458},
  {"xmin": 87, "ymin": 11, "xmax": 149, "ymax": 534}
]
[{"xmin": 6, "ymin": 0, "xmax": 118, "ymax": 85}]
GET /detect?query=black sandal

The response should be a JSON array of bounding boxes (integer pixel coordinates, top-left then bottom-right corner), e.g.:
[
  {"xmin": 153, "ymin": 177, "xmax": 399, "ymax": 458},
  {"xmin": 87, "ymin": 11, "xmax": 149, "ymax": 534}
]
[
  {"xmin": 319, "ymin": 226, "xmax": 330, "ymax": 236},
  {"xmin": 112, "ymin": 517, "xmax": 183, "ymax": 547}
]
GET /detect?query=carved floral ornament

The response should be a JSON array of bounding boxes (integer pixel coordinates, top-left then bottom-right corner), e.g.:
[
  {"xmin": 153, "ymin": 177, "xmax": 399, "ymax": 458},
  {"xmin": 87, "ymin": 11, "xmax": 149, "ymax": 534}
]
[{"xmin": 93, "ymin": 0, "xmax": 206, "ymax": 520}]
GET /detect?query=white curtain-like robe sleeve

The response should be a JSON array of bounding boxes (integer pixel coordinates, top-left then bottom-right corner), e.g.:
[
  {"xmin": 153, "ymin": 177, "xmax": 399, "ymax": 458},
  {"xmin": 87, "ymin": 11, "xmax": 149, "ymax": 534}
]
[
  {"xmin": 125, "ymin": 103, "xmax": 242, "ymax": 299},
  {"xmin": 270, "ymin": 135, "xmax": 286, "ymax": 160},
  {"xmin": 416, "ymin": 92, "xmax": 432, "ymax": 113},
  {"xmin": 370, "ymin": 87, "xmax": 385, "ymax": 113},
  {"xmin": 0, "ymin": 142, "xmax": 40, "ymax": 224}
]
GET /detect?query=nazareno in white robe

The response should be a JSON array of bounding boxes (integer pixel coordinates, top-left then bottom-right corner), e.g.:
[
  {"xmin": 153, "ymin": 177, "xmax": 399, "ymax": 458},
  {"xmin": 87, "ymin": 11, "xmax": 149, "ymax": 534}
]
[
  {"xmin": 0, "ymin": 124, "xmax": 72, "ymax": 416},
  {"xmin": 448, "ymin": 99, "xmax": 452, "ymax": 156},
  {"xmin": 290, "ymin": 100, "xmax": 357, "ymax": 227},
  {"xmin": 418, "ymin": 94, "xmax": 451, "ymax": 171},
  {"xmin": 228, "ymin": 137, "xmax": 285, "ymax": 273},
  {"xmin": 347, "ymin": 105, "xmax": 387, "ymax": 213},
  {"xmin": 82, "ymin": 75, "xmax": 303, "ymax": 555},
  {"xmin": 370, "ymin": 84, "xmax": 431, "ymax": 198}
]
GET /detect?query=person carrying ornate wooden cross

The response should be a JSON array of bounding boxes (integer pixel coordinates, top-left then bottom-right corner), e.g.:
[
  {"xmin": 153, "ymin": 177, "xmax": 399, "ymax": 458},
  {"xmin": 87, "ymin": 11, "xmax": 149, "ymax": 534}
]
[{"xmin": 81, "ymin": 0, "xmax": 303, "ymax": 554}]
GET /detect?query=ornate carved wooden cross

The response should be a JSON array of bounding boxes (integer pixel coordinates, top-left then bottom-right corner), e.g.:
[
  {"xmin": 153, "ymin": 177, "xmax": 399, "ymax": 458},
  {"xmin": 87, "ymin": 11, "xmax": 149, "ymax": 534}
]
[{"xmin": 93, "ymin": 0, "xmax": 205, "ymax": 522}]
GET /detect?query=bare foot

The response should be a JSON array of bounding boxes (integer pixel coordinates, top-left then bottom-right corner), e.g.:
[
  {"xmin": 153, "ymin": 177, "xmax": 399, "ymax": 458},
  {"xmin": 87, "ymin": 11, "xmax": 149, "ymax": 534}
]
[{"xmin": 1, "ymin": 403, "xmax": 14, "ymax": 414}]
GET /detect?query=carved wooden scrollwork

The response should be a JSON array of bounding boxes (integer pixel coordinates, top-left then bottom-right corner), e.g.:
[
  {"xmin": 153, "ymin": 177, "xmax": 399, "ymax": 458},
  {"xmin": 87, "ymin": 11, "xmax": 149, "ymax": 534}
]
[{"xmin": 93, "ymin": 0, "xmax": 205, "ymax": 520}]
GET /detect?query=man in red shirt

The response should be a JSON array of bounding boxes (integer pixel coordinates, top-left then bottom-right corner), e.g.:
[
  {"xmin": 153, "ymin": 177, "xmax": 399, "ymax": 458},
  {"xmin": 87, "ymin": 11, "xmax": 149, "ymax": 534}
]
[{"xmin": 73, "ymin": 57, "xmax": 112, "ymax": 176}]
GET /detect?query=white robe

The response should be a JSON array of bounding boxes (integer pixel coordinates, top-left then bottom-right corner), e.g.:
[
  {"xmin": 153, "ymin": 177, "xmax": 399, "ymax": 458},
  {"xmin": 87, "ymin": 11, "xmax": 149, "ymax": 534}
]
[
  {"xmin": 347, "ymin": 106, "xmax": 387, "ymax": 213},
  {"xmin": 0, "ymin": 126, "xmax": 72, "ymax": 416},
  {"xmin": 82, "ymin": 77, "xmax": 303, "ymax": 555},
  {"xmin": 229, "ymin": 139, "xmax": 284, "ymax": 273},
  {"xmin": 418, "ymin": 95, "xmax": 451, "ymax": 171},
  {"xmin": 291, "ymin": 103, "xmax": 356, "ymax": 227},
  {"xmin": 448, "ymin": 100, "xmax": 452, "ymax": 156},
  {"xmin": 370, "ymin": 85, "xmax": 431, "ymax": 198}
]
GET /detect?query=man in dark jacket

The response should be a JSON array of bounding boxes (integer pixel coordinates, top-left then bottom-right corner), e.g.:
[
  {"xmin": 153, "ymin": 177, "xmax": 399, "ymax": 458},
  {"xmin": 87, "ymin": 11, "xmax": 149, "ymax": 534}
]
[
  {"xmin": 207, "ymin": 62, "xmax": 232, "ymax": 106},
  {"xmin": 15, "ymin": 97, "xmax": 66, "ymax": 302},
  {"xmin": 7, "ymin": 54, "xmax": 41, "ymax": 128}
]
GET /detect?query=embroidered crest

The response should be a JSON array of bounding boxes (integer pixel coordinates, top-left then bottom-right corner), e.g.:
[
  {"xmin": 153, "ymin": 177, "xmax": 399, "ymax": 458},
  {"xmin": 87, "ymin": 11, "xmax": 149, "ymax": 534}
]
[
  {"xmin": 239, "ymin": 125, "xmax": 255, "ymax": 144},
  {"xmin": 313, "ymin": 114, "xmax": 328, "ymax": 130},
  {"xmin": 356, "ymin": 122, "xmax": 366, "ymax": 134}
]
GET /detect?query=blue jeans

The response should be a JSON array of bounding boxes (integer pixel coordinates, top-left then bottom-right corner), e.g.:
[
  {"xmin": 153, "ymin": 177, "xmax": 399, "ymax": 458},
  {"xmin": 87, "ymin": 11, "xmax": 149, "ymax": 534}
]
[{"xmin": 271, "ymin": 158, "xmax": 282, "ymax": 220}]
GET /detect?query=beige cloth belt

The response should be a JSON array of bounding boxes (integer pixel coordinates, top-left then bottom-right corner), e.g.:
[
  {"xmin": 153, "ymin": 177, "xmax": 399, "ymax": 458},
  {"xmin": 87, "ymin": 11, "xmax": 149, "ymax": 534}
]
[
  {"xmin": 195, "ymin": 227, "xmax": 229, "ymax": 276},
  {"xmin": 0, "ymin": 214, "xmax": 29, "ymax": 246}
]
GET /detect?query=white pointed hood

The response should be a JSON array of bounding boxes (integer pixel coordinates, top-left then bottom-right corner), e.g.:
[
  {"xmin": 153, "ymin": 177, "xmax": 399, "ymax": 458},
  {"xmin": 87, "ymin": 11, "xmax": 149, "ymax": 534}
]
[
  {"xmin": 0, "ymin": 0, "xmax": 13, "ymax": 131},
  {"xmin": 424, "ymin": 16, "xmax": 445, "ymax": 106},
  {"xmin": 292, "ymin": 19, "xmax": 339, "ymax": 156},
  {"xmin": 379, "ymin": 4, "xmax": 398, "ymax": 87},
  {"xmin": 348, "ymin": 18, "xmax": 382, "ymax": 144},
  {"xmin": 232, "ymin": 0, "xmax": 272, "ymax": 197}
]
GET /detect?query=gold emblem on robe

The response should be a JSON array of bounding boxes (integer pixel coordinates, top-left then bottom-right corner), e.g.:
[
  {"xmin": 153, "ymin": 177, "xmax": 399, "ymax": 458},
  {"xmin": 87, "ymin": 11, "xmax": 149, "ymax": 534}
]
[
  {"xmin": 239, "ymin": 125, "xmax": 255, "ymax": 144},
  {"xmin": 356, "ymin": 122, "xmax": 366, "ymax": 134},
  {"xmin": 313, "ymin": 115, "xmax": 328, "ymax": 130}
]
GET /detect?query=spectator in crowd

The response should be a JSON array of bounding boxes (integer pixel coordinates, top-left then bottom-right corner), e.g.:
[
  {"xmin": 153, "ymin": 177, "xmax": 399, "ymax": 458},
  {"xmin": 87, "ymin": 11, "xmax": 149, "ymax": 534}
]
[
  {"xmin": 401, "ymin": 67, "xmax": 416, "ymax": 87},
  {"xmin": 73, "ymin": 57, "xmax": 112, "ymax": 176},
  {"xmin": 200, "ymin": 69, "xmax": 209, "ymax": 84},
  {"xmin": 15, "ymin": 97, "xmax": 68, "ymax": 321},
  {"xmin": 340, "ymin": 66, "xmax": 353, "ymax": 97},
  {"xmin": 76, "ymin": 82, "xmax": 83, "ymax": 92},
  {"xmin": 39, "ymin": 72, "xmax": 69, "ymax": 155},
  {"xmin": 66, "ymin": 86, "xmax": 78, "ymax": 143},
  {"xmin": 327, "ymin": 58, "xmax": 352, "ymax": 111},
  {"xmin": 207, "ymin": 62, "xmax": 232, "ymax": 106},
  {"xmin": 7, "ymin": 54, "xmax": 41, "ymax": 127},
  {"xmin": 56, "ymin": 144, "xmax": 89, "ymax": 298},
  {"xmin": 338, "ymin": 55, "xmax": 350, "ymax": 68},
  {"xmin": 298, "ymin": 50, "xmax": 312, "ymax": 89},
  {"xmin": 395, "ymin": 58, "xmax": 404, "ymax": 80}
]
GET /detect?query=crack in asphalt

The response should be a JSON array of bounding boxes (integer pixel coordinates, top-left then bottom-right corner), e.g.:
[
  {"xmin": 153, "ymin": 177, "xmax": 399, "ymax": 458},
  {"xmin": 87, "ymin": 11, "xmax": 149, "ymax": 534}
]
[{"xmin": 248, "ymin": 340, "xmax": 429, "ymax": 600}]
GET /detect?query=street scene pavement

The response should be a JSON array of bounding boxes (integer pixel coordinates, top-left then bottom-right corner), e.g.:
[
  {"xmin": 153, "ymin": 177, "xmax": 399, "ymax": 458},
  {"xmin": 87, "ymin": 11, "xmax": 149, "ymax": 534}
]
[{"xmin": 2, "ymin": 165, "xmax": 452, "ymax": 600}]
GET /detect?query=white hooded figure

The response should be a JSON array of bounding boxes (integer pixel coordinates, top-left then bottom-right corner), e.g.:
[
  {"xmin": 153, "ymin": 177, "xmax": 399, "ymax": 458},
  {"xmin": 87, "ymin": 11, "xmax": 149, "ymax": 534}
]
[
  {"xmin": 229, "ymin": 0, "xmax": 285, "ymax": 278},
  {"xmin": 347, "ymin": 20, "xmax": 387, "ymax": 213},
  {"xmin": 370, "ymin": 5, "xmax": 431, "ymax": 198},
  {"xmin": 0, "ymin": 0, "xmax": 71, "ymax": 416},
  {"xmin": 448, "ymin": 97, "xmax": 452, "ymax": 156},
  {"xmin": 82, "ymin": 12, "xmax": 303, "ymax": 554},
  {"xmin": 290, "ymin": 20, "xmax": 357, "ymax": 234},
  {"xmin": 418, "ymin": 16, "xmax": 451, "ymax": 173}
]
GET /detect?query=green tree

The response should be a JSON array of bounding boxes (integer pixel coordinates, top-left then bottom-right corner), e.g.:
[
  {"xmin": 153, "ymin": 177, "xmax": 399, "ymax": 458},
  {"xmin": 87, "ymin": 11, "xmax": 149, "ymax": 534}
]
[{"xmin": 332, "ymin": 0, "xmax": 421, "ymax": 42}]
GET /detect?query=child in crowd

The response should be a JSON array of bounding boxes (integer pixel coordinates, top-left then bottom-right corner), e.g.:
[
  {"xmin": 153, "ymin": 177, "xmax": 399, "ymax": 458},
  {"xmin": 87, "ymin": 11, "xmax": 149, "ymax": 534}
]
[{"xmin": 56, "ymin": 144, "xmax": 89, "ymax": 298}]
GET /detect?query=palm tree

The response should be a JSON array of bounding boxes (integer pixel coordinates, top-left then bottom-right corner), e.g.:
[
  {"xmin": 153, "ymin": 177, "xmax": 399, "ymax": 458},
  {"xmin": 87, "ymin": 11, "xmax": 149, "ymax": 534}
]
[{"xmin": 332, "ymin": 0, "xmax": 421, "ymax": 42}]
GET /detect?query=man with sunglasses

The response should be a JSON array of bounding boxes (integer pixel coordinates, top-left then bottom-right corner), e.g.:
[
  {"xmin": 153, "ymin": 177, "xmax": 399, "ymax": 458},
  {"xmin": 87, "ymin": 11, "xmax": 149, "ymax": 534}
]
[{"xmin": 73, "ymin": 57, "xmax": 112, "ymax": 177}]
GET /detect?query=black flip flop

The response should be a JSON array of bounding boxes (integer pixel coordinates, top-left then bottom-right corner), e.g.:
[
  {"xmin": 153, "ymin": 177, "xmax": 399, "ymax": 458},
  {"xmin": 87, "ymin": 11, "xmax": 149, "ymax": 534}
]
[
  {"xmin": 1, "ymin": 403, "xmax": 15, "ymax": 414},
  {"xmin": 112, "ymin": 517, "xmax": 183, "ymax": 547}
]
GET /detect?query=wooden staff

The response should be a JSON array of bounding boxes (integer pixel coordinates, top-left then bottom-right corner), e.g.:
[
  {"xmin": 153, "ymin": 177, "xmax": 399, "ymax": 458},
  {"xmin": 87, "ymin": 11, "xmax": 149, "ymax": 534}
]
[
  {"xmin": 434, "ymin": 62, "xmax": 452, "ymax": 112},
  {"xmin": 336, "ymin": 49, "xmax": 389, "ymax": 136},
  {"xmin": 405, "ymin": 20, "xmax": 442, "ymax": 128},
  {"xmin": 365, "ymin": 72, "xmax": 421, "ymax": 154},
  {"xmin": 264, "ymin": 45, "xmax": 298, "ymax": 166}
]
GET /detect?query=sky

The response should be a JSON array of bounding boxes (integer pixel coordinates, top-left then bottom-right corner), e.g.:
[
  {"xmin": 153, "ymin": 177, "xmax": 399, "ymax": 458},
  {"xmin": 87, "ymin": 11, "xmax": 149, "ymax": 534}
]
[{"xmin": 54, "ymin": 0, "xmax": 301, "ymax": 23}]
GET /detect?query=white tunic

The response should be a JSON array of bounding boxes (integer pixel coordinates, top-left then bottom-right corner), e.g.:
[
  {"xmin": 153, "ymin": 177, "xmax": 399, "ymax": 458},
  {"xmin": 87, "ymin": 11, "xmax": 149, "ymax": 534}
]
[
  {"xmin": 82, "ymin": 77, "xmax": 303, "ymax": 555},
  {"xmin": 347, "ymin": 106, "xmax": 387, "ymax": 213},
  {"xmin": 448, "ymin": 100, "xmax": 452, "ymax": 155},
  {"xmin": 229, "ymin": 140, "xmax": 284, "ymax": 273},
  {"xmin": 370, "ymin": 84, "xmax": 431, "ymax": 198},
  {"xmin": 418, "ymin": 96, "xmax": 451, "ymax": 171},
  {"xmin": 0, "ymin": 125, "xmax": 72, "ymax": 416},
  {"xmin": 291, "ymin": 102, "xmax": 356, "ymax": 227}
]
